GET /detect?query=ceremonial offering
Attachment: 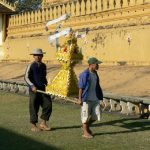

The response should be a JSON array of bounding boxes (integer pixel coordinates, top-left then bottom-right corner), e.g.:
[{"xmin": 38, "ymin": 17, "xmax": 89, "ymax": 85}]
[{"xmin": 46, "ymin": 32, "xmax": 83, "ymax": 97}]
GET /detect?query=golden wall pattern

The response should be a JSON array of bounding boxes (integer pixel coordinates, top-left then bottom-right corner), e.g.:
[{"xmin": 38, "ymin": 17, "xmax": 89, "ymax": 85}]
[
  {"xmin": 0, "ymin": 0, "xmax": 15, "ymax": 11},
  {"xmin": 2, "ymin": 0, "xmax": 150, "ymax": 65},
  {"xmin": 8, "ymin": 0, "xmax": 150, "ymax": 37}
]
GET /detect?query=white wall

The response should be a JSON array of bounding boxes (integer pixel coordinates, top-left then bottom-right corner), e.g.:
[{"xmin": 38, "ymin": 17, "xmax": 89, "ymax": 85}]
[{"xmin": 0, "ymin": 14, "xmax": 3, "ymax": 46}]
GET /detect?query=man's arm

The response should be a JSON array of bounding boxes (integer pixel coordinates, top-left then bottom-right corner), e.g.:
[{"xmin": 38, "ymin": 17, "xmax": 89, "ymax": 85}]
[
  {"xmin": 44, "ymin": 64, "xmax": 48, "ymax": 86},
  {"xmin": 24, "ymin": 64, "xmax": 37, "ymax": 93},
  {"xmin": 78, "ymin": 88, "xmax": 83, "ymax": 106},
  {"xmin": 79, "ymin": 73, "xmax": 86, "ymax": 106}
]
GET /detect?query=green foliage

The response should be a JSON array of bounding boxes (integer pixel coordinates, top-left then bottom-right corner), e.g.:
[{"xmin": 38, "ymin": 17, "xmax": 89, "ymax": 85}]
[{"xmin": 7, "ymin": 0, "xmax": 42, "ymax": 12}]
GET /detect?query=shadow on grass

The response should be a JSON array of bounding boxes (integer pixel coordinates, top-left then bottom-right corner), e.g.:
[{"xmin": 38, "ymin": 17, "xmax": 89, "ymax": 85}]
[
  {"xmin": 93, "ymin": 118, "xmax": 150, "ymax": 136},
  {"xmin": 54, "ymin": 118, "xmax": 146, "ymax": 129},
  {"xmin": 53, "ymin": 125, "xmax": 81, "ymax": 130},
  {"xmin": 94, "ymin": 126, "xmax": 150, "ymax": 136},
  {"xmin": 93, "ymin": 118, "xmax": 150, "ymax": 128},
  {"xmin": 0, "ymin": 127, "xmax": 60, "ymax": 150},
  {"xmin": 53, "ymin": 118, "xmax": 150, "ymax": 136}
]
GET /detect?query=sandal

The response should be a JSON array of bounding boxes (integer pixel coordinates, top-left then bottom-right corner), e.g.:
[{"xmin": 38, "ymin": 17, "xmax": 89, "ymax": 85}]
[{"xmin": 40, "ymin": 124, "xmax": 51, "ymax": 131}]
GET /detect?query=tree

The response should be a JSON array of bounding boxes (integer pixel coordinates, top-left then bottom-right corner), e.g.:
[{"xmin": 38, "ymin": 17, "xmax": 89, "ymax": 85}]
[{"xmin": 8, "ymin": 0, "xmax": 42, "ymax": 13}]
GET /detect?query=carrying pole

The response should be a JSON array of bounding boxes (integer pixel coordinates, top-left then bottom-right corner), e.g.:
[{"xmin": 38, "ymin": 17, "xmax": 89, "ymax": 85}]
[{"xmin": 37, "ymin": 90, "xmax": 80, "ymax": 105}]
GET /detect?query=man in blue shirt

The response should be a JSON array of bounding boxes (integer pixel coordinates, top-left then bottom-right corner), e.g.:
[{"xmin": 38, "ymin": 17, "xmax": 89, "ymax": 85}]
[
  {"xmin": 79, "ymin": 57, "xmax": 103, "ymax": 138},
  {"xmin": 25, "ymin": 48, "xmax": 52, "ymax": 132}
]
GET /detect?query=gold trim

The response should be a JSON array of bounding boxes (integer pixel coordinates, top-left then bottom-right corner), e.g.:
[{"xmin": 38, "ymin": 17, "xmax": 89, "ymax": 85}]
[{"xmin": 0, "ymin": 0, "xmax": 15, "ymax": 12}]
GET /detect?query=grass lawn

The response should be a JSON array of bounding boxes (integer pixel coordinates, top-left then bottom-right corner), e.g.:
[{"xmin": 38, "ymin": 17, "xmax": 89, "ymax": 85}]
[{"xmin": 0, "ymin": 91, "xmax": 150, "ymax": 150}]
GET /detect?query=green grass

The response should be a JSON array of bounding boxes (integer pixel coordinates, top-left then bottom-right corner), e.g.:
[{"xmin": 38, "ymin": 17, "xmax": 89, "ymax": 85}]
[{"xmin": 0, "ymin": 91, "xmax": 150, "ymax": 150}]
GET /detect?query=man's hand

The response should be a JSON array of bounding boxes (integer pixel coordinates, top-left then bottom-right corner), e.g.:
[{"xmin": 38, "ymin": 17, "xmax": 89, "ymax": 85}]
[
  {"xmin": 32, "ymin": 86, "xmax": 37, "ymax": 93},
  {"xmin": 78, "ymin": 99, "xmax": 83, "ymax": 106}
]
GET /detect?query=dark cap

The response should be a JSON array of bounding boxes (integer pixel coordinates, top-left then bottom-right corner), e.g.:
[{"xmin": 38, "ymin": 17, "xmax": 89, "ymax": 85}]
[{"xmin": 88, "ymin": 57, "xmax": 102, "ymax": 64}]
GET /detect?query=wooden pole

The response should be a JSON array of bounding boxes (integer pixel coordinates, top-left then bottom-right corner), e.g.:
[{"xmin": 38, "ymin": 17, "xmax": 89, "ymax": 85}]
[{"xmin": 37, "ymin": 90, "xmax": 80, "ymax": 105}]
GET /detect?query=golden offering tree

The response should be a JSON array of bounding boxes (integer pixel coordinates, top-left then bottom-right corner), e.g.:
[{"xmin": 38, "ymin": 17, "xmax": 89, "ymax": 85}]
[{"xmin": 46, "ymin": 32, "xmax": 83, "ymax": 97}]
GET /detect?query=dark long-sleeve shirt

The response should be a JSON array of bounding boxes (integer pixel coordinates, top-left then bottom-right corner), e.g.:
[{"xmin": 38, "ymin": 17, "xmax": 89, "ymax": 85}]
[{"xmin": 25, "ymin": 61, "xmax": 48, "ymax": 91}]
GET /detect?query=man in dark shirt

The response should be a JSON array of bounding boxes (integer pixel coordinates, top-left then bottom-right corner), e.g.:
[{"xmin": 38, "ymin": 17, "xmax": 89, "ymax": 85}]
[{"xmin": 25, "ymin": 48, "xmax": 52, "ymax": 132}]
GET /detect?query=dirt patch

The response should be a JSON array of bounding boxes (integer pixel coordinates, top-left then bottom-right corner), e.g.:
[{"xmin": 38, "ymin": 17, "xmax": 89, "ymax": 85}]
[{"xmin": 0, "ymin": 62, "xmax": 150, "ymax": 98}]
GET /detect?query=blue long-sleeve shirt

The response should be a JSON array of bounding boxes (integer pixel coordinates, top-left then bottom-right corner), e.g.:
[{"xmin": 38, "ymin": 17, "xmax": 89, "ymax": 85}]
[{"xmin": 79, "ymin": 68, "xmax": 103, "ymax": 102}]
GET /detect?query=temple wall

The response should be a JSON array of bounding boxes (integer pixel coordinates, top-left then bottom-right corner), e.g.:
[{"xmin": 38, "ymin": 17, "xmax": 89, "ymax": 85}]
[
  {"xmin": 0, "ymin": 14, "xmax": 4, "ymax": 60},
  {"xmin": 2, "ymin": 0, "xmax": 150, "ymax": 65},
  {"xmin": 0, "ymin": 14, "xmax": 2, "ymax": 46}
]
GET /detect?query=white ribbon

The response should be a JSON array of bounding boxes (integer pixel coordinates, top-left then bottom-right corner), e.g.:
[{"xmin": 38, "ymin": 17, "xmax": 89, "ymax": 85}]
[
  {"xmin": 75, "ymin": 31, "xmax": 87, "ymax": 39},
  {"xmin": 48, "ymin": 28, "xmax": 71, "ymax": 43},
  {"xmin": 56, "ymin": 21, "xmax": 64, "ymax": 32},
  {"xmin": 46, "ymin": 13, "xmax": 71, "ymax": 30},
  {"xmin": 78, "ymin": 33, "xmax": 87, "ymax": 39}
]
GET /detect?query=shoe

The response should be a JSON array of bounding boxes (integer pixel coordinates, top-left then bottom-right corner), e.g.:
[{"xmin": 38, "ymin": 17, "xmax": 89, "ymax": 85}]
[{"xmin": 40, "ymin": 124, "xmax": 51, "ymax": 131}]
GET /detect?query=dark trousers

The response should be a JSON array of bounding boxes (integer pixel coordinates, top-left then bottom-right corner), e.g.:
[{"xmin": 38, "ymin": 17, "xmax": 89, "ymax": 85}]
[{"xmin": 29, "ymin": 91, "xmax": 52, "ymax": 124}]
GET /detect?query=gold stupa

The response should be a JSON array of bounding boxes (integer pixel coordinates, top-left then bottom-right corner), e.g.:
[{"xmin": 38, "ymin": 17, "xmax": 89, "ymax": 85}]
[{"xmin": 46, "ymin": 32, "xmax": 83, "ymax": 97}]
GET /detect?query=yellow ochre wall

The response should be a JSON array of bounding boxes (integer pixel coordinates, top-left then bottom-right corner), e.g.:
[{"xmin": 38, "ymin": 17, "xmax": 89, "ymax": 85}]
[
  {"xmin": 0, "ymin": 13, "xmax": 6, "ymax": 60},
  {"xmin": 2, "ymin": 0, "xmax": 150, "ymax": 65}
]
